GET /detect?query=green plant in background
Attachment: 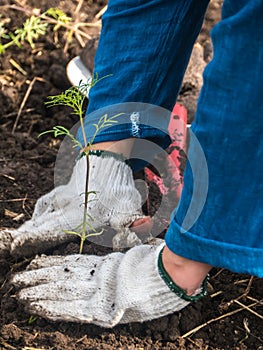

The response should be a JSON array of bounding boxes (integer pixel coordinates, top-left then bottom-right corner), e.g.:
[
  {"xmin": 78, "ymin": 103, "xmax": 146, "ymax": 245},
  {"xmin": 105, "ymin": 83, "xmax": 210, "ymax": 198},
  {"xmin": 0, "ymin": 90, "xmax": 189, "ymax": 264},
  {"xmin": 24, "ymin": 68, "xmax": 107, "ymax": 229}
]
[
  {"xmin": 44, "ymin": 8, "xmax": 71, "ymax": 31},
  {"xmin": 12, "ymin": 16, "xmax": 48, "ymax": 49},
  {"xmin": 0, "ymin": 8, "xmax": 71, "ymax": 54},
  {"xmin": 28, "ymin": 315, "xmax": 38, "ymax": 325},
  {"xmin": 40, "ymin": 76, "xmax": 122, "ymax": 253},
  {"xmin": 0, "ymin": 16, "xmax": 9, "ymax": 40}
]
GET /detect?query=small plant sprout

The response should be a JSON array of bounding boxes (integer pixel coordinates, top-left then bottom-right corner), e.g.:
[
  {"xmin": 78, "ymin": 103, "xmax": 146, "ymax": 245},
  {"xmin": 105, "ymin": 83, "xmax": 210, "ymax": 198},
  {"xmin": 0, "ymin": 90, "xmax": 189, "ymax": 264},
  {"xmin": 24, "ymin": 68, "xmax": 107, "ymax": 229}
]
[
  {"xmin": 28, "ymin": 315, "xmax": 38, "ymax": 325},
  {"xmin": 0, "ymin": 16, "xmax": 10, "ymax": 39},
  {"xmin": 0, "ymin": 4, "xmax": 103, "ymax": 54},
  {"xmin": 0, "ymin": 8, "xmax": 71, "ymax": 54},
  {"xmin": 40, "ymin": 76, "xmax": 123, "ymax": 253},
  {"xmin": 44, "ymin": 8, "xmax": 71, "ymax": 32},
  {"xmin": 14, "ymin": 15, "xmax": 48, "ymax": 49},
  {"xmin": 0, "ymin": 16, "xmax": 12, "ymax": 54}
]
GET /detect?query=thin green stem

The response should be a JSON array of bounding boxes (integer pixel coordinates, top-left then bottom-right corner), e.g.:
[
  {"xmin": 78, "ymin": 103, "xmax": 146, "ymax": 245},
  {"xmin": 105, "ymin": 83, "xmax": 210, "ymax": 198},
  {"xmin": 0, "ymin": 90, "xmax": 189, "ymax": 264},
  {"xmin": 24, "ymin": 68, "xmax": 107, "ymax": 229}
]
[
  {"xmin": 79, "ymin": 155, "xmax": 90, "ymax": 254},
  {"xmin": 79, "ymin": 109, "xmax": 88, "ymax": 148}
]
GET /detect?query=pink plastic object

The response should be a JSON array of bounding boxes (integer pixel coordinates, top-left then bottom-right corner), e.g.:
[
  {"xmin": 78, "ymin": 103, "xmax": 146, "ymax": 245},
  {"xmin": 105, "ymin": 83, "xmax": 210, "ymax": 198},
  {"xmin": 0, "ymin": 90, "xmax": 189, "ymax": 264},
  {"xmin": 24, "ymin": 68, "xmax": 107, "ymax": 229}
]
[{"xmin": 144, "ymin": 103, "xmax": 187, "ymax": 205}]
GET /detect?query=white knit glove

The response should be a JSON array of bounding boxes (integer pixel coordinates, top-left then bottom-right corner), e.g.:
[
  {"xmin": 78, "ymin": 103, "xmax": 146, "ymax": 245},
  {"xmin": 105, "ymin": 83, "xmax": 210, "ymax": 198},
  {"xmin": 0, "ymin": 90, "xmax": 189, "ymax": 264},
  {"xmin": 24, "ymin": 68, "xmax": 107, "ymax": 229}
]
[
  {"xmin": 12, "ymin": 243, "xmax": 208, "ymax": 327},
  {"xmin": 0, "ymin": 151, "xmax": 146, "ymax": 258}
]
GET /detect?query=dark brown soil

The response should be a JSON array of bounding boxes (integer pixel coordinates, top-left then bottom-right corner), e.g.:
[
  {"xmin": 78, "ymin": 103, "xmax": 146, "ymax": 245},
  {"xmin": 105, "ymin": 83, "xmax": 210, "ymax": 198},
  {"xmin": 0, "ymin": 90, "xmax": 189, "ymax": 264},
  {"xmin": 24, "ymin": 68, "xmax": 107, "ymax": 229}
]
[{"xmin": 0, "ymin": 1, "xmax": 262, "ymax": 349}]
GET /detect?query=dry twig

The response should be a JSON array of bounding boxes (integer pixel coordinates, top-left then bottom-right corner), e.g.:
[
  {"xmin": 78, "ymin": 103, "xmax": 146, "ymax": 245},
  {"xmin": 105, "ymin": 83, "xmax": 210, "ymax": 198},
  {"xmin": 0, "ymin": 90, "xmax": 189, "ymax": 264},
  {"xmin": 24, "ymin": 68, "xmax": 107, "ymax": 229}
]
[
  {"xmin": 181, "ymin": 301, "xmax": 261, "ymax": 338},
  {"xmin": 12, "ymin": 77, "xmax": 45, "ymax": 134},
  {"xmin": 95, "ymin": 5, "xmax": 108, "ymax": 19},
  {"xmin": 9, "ymin": 58, "xmax": 27, "ymax": 75},
  {"xmin": 234, "ymin": 299, "xmax": 263, "ymax": 320}
]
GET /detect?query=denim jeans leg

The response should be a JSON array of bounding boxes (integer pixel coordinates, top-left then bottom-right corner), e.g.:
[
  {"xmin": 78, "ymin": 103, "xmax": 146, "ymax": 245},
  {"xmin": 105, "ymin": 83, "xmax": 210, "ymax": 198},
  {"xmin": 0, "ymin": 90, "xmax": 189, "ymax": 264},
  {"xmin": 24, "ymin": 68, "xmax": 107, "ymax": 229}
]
[
  {"xmin": 78, "ymin": 0, "xmax": 209, "ymax": 148},
  {"xmin": 165, "ymin": 0, "xmax": 263, "ymax": 277}
]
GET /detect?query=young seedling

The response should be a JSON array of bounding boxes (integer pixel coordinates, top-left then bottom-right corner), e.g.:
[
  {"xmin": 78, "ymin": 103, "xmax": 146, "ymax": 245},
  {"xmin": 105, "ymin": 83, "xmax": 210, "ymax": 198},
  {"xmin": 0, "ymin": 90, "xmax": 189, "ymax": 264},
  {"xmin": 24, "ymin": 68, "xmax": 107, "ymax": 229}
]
[
  {"xmin": 0, "ymin": 8, "xmax": 71, "ymax": 53},
  {"xmin": 40, "ymin": 75, "xmax": 122, "ymax": 253},
  {"xmin": 0, "ymin": 4, "xmax": 100, "ymax": 54},
  {"xmin": 28, "ymin": 315, "xmax": 38, "ymax": 325}
]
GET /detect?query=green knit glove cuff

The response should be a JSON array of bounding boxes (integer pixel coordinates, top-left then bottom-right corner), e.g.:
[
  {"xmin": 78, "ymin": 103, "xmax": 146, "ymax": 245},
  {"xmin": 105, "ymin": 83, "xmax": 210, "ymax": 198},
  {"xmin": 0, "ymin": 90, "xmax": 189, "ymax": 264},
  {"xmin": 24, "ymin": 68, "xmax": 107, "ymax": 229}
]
[{"xmin": 158, "ymin": 247, "xmax": 209, "ymax": 302}]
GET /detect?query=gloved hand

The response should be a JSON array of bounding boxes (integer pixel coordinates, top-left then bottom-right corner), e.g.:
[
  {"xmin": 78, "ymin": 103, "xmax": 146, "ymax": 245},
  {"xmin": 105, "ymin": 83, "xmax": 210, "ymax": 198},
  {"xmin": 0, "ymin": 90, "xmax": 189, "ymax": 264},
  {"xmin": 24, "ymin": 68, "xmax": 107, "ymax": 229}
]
[
  {"xmin": 12, "ymin": 242, "xmax": 207, "ymax": 327},
  {"xmin": 0, "ymin": 151, "xmax": 147, "ymax": 258}
]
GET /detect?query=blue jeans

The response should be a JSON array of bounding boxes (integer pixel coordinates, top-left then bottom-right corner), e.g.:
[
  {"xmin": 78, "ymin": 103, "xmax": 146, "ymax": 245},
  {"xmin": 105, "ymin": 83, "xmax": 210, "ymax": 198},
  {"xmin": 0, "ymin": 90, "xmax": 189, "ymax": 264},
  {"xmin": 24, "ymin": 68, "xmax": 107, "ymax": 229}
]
[
  {"xmin": 82, "ymin": 0, "xmax": 263, "ymax": 277},
  {"xmin": 79, "ymin": 0, "xmax": 209, "ymax": 147}
]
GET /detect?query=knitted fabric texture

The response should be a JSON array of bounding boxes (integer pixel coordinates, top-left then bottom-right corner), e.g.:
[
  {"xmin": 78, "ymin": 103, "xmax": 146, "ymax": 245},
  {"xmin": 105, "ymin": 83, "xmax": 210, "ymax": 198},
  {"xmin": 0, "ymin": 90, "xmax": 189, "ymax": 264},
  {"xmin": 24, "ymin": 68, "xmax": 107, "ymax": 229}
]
[
  {"xmin": 12, "ymin": 243, "xmax": 202, "ymax": 327},
  {"xmin": 2, "ymin": 153, "xmax": 145, "ymax": 257}
]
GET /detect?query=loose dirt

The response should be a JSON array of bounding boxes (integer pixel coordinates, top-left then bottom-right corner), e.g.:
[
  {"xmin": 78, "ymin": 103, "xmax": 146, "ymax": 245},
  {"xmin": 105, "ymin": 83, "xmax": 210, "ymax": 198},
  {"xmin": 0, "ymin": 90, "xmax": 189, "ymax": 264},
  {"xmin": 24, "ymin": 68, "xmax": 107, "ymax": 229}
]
[{"xmin": 0, "ymin": 1, "xmax": 262, "ymax": 349}]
